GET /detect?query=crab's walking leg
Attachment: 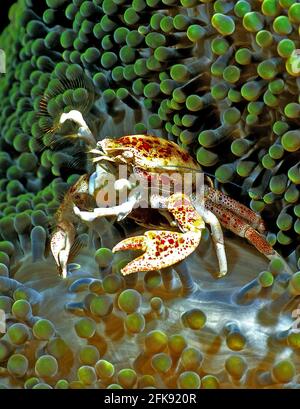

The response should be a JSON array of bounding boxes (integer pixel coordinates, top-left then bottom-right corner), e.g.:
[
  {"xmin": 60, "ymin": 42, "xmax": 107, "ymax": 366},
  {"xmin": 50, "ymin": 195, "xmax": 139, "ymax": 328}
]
[
  {"xmin": 203, "ymin": 192, "xmax": 293, "ymax": 274},
  {"xmin": 204, "ymin": 186, "xmax": 266, "ymax": 233},
  {"xmin": 203, "ymin": 200, "xmax": 291, "ymax": 271},
  {"xmin": 112, "ymin": 193, "xmax": 205, "ymax": 276},
  {"xmin": 193, "ymin": 202, "xmax": 228, "ymax": 278}
]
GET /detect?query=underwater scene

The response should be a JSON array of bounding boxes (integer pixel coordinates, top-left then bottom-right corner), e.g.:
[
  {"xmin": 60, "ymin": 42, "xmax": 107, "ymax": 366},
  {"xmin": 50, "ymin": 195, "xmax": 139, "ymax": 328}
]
[{"xmin": 0, "ymin": 0, "xmax": 299, "ymax": 391}]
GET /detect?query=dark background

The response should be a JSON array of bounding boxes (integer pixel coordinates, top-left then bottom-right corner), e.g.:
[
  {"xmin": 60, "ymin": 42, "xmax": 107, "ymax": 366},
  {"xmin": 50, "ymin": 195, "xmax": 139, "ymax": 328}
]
[{"xmin": 0, "ymin": 0, "xmax": 17, "ymax": 33}]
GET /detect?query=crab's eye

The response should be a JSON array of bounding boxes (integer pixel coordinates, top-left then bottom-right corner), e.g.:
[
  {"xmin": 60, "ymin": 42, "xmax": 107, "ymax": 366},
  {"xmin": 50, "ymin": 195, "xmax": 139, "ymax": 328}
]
[{"xmin": 122, "ymin": 151, "xmax": 134, "ymax": 159}]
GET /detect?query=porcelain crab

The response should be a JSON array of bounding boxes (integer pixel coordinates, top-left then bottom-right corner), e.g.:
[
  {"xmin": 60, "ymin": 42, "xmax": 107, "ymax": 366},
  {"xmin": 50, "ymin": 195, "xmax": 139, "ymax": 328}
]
[{"xmin": 50, "ymin": 111, "xmax": 281, "ymax": 282}]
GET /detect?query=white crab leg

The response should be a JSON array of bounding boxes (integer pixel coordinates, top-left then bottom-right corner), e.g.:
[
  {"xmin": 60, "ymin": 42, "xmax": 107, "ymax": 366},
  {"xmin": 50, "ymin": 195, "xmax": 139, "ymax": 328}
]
[
  {"xmin": 73, "ymin": 193, "xmax": 140, "ymax": 223},
  {"xmin": 193, "ymin": 202, "xmax": 227, "ymax": 278}
]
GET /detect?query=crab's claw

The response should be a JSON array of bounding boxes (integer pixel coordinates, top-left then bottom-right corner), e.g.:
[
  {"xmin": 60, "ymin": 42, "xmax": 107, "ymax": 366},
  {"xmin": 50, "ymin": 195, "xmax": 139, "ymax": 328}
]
[
  {"xmin": 112, "ymin": 230, "xmax": 202, "ymax": 275},
  {"xmin": 50, "ymin": 221, "xmax": 75, "ymax": 279}
]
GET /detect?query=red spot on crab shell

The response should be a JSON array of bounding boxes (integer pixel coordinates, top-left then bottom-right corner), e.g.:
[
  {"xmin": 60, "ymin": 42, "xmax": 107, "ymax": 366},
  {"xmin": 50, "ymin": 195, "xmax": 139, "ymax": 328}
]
[
  {"xmin": 158, "ymin": 147, "xmax": 172, "ymax": 157},
  {"xmin": 118, "ymin": 136, "xmax": 131, "ymax": 144},
  {"xmin": 130, "ymin": 138, "xmax": 138, "ymax": 146},
  {"xmin": 139, "ymin": 140, "xmax": 151, "ymax": 151},
  {"xmin": 181, "ymin": 152, "xmax": 190, "ymax": 161}
]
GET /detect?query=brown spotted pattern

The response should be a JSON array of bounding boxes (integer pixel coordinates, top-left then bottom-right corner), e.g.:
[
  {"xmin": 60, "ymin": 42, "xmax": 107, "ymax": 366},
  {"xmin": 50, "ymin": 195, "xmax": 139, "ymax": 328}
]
[
  {"xmin": 205, "ymin": 199, "xmax": 274, "ymax": 256},
  {"xmin": 204, "ymin": 186, "xmax": 266, "ymax": 233}
]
